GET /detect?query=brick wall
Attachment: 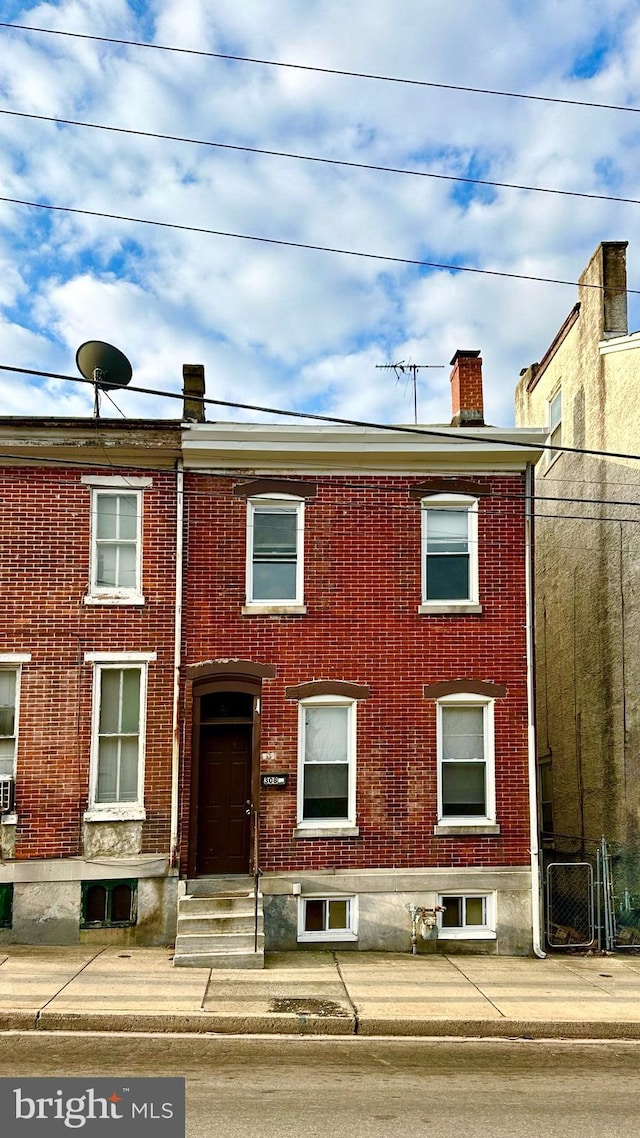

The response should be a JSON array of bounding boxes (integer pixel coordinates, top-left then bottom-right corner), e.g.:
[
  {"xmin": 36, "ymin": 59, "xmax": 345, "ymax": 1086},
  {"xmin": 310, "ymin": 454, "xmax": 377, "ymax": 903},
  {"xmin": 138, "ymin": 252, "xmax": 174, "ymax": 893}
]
[
  {"xmin": 181, "ymin": 472, "xmax": 531, "ymax": 873},
  {"xmin": 1, "ymin": 465, "xmax": 177, "ymax": 859}
]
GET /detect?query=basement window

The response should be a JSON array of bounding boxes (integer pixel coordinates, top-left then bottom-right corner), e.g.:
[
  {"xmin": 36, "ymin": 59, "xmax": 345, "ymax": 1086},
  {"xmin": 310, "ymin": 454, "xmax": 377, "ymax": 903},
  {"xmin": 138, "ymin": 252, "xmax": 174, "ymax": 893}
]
[
  {"xmin": 437, "ymin": 894, "xmax": 496, "ymax": 940},
  {"xmin": 297, "ymin": 896, "xmax": 357, "ymax": 942},
  {"xmin": 81, "ymin": 880, "xmax": 137, "ymax": 928},
  {"xmin": 0, "ymin": 883, "xmax": 13, "ymax": 929}
]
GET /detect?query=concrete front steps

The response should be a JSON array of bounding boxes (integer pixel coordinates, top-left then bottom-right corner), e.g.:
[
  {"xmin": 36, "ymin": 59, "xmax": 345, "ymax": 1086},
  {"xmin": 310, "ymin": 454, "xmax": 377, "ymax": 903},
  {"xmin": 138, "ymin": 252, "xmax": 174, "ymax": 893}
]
[{"xmin": 173, "ymin": 875, "xmax": 265, "ymax": 969}]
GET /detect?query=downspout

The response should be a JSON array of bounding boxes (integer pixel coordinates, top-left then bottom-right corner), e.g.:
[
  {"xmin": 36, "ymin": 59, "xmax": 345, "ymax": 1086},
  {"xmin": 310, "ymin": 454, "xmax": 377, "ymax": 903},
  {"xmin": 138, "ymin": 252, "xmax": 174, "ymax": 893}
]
[
  {"xmin": 526, "ymin": 462, "xmax": 545, "ymax": 957},
  {"xmin": 169, "ymin": 458, "xmax": 184, "ymax": 868}
]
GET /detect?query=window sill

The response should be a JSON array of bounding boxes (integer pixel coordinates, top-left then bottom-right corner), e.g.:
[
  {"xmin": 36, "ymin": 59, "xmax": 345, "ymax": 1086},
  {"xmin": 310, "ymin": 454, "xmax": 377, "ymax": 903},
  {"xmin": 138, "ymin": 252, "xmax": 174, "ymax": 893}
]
[
  {"xmin": 437, "ymin": 929, "xmax": 497, "ymax": 940},
  {"xmin": 293, "ymin": 825, "xmax": 360, "ymax": 839},
  {"xmin": 434, "ymin": 823, "xmax": 500, "ymax": 836},
  {"xmin": 84, "ymin": 807, "xmax": 146, "ymax": 823},
  {"xmin": 242, "ymin": 604, "xmax": 307, "ymax": 616},
  {"xmin": 1, "ymin": 813, "xmax": 17, "ymax": 825},
  {"xmin": 418, "ymin": 603, "xmax": 482, "ymax": 615},
  {"xmin": 84, "ymin": 594, "xmax": 145, "ymax": 607},
  {"xmin": 297, "ymin": 932, "xmax": 358, "ymax": 943}
]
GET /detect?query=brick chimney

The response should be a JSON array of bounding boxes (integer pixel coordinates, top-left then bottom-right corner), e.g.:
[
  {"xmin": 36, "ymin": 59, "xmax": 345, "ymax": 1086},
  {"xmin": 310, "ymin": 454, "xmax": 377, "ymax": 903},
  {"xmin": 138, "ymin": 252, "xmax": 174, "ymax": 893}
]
[
  {"xmin": 182, "ymin": 364, "xmax": 206, "ymax": 423},
  {"xmin": 449, "ymin": 349, "xmax": 484, "ymax": 426}
]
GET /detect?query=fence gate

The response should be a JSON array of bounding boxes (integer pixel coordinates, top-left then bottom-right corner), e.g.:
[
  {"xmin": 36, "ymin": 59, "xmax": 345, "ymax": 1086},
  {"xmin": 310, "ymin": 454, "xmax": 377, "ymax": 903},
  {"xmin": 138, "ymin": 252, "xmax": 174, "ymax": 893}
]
[{"xmin": 546, "ymin": 862, "xmax": 595, "ymax": 948}]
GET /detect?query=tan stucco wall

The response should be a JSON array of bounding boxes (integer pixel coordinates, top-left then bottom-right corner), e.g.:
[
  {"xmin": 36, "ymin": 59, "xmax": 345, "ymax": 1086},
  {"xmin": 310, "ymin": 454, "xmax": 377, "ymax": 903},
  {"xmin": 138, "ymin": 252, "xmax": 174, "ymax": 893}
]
[{"xmin": 516, "ymin": 242, "xmax": 640, "ymax": 886}]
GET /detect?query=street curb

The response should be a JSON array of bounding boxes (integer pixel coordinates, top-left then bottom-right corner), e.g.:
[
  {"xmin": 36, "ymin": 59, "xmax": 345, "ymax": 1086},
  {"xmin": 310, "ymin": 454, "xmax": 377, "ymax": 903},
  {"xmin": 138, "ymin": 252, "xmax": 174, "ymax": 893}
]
[{"xmin": 3, "ymin": 1010, "xmax": 640, "ymax": 1040}]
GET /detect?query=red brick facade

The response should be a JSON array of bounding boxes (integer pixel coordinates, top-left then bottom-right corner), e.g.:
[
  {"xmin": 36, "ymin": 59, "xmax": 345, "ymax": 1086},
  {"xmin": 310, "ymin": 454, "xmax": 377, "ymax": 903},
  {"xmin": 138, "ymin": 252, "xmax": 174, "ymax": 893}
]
[
  {"xmin": 0, "ymin": 443, "xmax": 179, "ymax": 861},
  {"xmin": 180, "ymin": 472, "xmax": 531, "ymax": 874}
]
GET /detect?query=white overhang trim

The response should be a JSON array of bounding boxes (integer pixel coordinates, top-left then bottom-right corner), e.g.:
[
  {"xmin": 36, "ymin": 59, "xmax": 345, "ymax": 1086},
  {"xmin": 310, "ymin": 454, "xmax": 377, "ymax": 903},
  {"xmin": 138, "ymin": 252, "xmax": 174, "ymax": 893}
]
[
  {"xmin": 0, "ymin": 653, "xmax": 31, "ymax": 663},
  {"xmin": 83, "ymin": 651, "xmax": 157, "ymax": 663},
  {"xmin": 80, "ymin": 475, "xmax": 153, "ymax": 487}
]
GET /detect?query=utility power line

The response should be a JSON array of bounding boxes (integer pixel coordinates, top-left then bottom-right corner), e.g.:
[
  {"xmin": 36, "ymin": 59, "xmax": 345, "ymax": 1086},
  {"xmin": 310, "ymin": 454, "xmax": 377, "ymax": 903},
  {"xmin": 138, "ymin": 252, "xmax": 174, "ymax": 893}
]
[
  {"xmin": 3, "ymin": 196, "xmax": 638, "ymax": 295},
  {"xmin": 1, "ymin": 107, "xmax": 638, "ymax": 207},
  {"xmin": 3, "ymin": 361, "xmax": 640, "ymax": 466},
  {"xmin": 2, "ymin": 22, "xmax": 639, "ymax": 115}
]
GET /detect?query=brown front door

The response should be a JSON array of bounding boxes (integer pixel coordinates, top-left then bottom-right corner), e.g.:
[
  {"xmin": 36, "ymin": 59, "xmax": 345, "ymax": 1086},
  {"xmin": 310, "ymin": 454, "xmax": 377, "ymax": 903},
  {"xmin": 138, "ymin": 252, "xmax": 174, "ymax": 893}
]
[{"xmin": 196, "ymin": 723, "xmax": 252, "ymax": 875}]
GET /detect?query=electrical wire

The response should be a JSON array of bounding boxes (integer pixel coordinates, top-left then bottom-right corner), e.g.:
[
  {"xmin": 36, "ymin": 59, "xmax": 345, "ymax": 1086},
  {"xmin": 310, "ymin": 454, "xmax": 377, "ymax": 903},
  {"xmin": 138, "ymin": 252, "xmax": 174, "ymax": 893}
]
[
  {"xmin": 3, "ymin": 361, "xmax": 640, "ymax": 465},
  {"xmin": 2, "ymin": 22, "xmax": 639, "ymax": 116},
  {"xmin": 3, "ymin": 196, "xmax": 638, "ymax": 295},
  {"xmin": 2, "ymin": 106, "xmax": 638, "ymax": 207}
]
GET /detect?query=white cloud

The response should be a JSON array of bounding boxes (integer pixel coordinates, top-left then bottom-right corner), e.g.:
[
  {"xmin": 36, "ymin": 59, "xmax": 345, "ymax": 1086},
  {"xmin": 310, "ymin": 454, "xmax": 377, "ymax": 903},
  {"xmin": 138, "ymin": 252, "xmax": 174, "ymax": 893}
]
[{"xmin": 1, "ymin": 0, "xmax": 640, "ymax": 430}]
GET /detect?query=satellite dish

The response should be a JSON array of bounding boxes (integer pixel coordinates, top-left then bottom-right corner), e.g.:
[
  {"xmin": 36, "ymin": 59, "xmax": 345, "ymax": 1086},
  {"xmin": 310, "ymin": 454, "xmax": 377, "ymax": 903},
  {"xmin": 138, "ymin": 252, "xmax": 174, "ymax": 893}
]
[{"xmin": 76, "ymin": 341, "xmax": 133, "ymax": 392}]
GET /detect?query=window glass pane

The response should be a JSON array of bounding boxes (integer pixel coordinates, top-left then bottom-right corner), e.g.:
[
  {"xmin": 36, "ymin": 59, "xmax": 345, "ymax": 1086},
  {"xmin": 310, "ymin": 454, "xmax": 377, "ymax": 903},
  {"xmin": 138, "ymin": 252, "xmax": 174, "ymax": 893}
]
[
  {"xmin": 86, "ymin": 884, "xmax": 107, "ymax": 923},
  {"xmin": 0, "ymin": 740, "xmax": 15, "ymax": 776},
  {"xmin": 116, "ymin": 496, "xmax": 138, "ymax": 540},
  {"xmin": 97, "ymin": 544, "xmax": 117, "ymax": 587},
  {"xmin": 426, "ymin": 555, "xmax": 469, "ymax": 600},
  {"xmin": 120, "ymin": 670, "xmax": 141, "ymax": 734},
  {"xmin": 427, "ymin": 509, "xmax": 468, "ymax": 551},
  {"xmin": 116, "ymin": 544, "xmax": 137, "ymax": 589},
  {"xmin": 550, "ymin": 391, "xmax": 562, "ymax": 431},
  {"xmin": 0, "ymin": 671, "xmax": 16, "ymax": 710},
  {"xmin": 96, "ymin": 739, "xmax": 119, "ymax": 802},
  {"xmin": 253, "ymin": 562, "xmax": 297, "ymax": 600},
  {"xmin": 441, "ymin": 897, "xmax": 462, "ymax": 927},
  {"xmin": 328, "ymin": 900, "xmax": 348, "ymax": 930},
  {"xmin": 253, "ymin": 510, "xmax": 296, "ymax": 556},
  {"xmin": 303, "ymin": 763, "xmax": 348, "ymax": 818},
  {"xmin": 99, "ymin": 671, "xmax": 121, "ymax": 733},
  {"xmin": 96, "ymin": 495, "xmax": 117, "ymax": 539},
  {"xmin": 0, "ymin": 708, "xmax": 15, "ymax": 737},
  {"xmin": 201, "ymin": 692, "xmax": 253, "ymax": 719},
  {"xmin": 442, "ymin": 707, "xmax": 484, "ymax": 760},
  {"xmin": 304, "ymin": 899, "xmax": 325, "ymax": 932},
  {"xmin": 111, "ymin": 883, "xmax": 133, "ymax": 923},
  {"xmin": 305, "ymin": 706, "xmax": 348, "ymax": 763},
  {"xmin": 465, "ymin": 897, "xmax": 485, "ymax": 926},
  {"xmin": 442, "ymin": 762, "xmax": 486, "ymax": 815},
  {"xmin": 118, "ymin": 739, "xmax": 139, "ymax": 801}
]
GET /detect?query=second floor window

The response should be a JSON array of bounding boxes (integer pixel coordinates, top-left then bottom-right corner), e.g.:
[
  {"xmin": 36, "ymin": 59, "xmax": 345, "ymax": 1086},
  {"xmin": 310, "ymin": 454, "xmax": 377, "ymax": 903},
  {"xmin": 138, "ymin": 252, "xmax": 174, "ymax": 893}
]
[
  {"xmin": 422, "ymin": 495, "xmax": 478, "ymax": 605},
  {"xmin": 247, "ymin": 497, "xmax": 304, "ymax": 605},
  {"xmin": 90, "ymin": 490, "xmax": 142, "ymax": 598}
]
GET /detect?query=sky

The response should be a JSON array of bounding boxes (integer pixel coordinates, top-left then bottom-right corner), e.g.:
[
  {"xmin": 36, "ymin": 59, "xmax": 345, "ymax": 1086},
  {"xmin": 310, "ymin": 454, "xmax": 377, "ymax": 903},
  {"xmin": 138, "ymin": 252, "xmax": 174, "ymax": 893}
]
[{"xmin": 1, "ymin": 0, "xmax": 639, "ymax": 427}]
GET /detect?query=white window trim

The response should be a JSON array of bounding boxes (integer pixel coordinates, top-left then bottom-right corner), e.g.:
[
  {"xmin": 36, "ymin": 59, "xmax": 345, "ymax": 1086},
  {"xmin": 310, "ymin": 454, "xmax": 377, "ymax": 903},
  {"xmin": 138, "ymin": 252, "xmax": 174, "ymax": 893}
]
[
  {"xmin": 85, "ymin": 487, "xmax": 144, "ymax": 606},
  {"xmin": 0, "ymin": 657, "xmax": 29, "ymax": 797},
  {"xmin": 436, "ymin": 693, "xmax": 496, "ymax": 829},
  {"xmin": 245, "ymin": 494, "xmax": 305, "ymax": 610},
  {"xmin": 437, "ymin": 892, "xmax": 497, "ymax": 940},
  {"xmin": 545, "ymin": 386, "xmax": 562, "ymax": 471},
  {"xmin": 296, "ymin": 695, "xmax": 357, "ymax": 833},
  {"xmin": 297, "ymin": 894, "xmax": 358, "ymax": 942},
  {"xmin": 85, "ymin": 659, "xmax": 150, "ymax": 821},
  {"xmin": 420, "ymin": 494, "xmax": 479, "ymax": 611}
]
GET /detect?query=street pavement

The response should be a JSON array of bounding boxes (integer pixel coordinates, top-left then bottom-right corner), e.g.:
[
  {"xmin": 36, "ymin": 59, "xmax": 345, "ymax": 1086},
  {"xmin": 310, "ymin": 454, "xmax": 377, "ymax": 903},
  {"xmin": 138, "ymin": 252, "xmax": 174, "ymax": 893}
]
[{"xmin": 2, "ymin": 946, "xmax": 640, "ymax": 1037}]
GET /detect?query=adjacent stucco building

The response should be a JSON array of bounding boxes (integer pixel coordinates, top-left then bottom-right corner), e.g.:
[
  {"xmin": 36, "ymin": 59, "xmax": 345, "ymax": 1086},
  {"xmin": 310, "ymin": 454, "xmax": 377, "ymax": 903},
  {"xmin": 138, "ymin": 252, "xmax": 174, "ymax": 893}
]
[{"xmin": 516, "ymin": 241, "xmax": 640, "ymax": 890}]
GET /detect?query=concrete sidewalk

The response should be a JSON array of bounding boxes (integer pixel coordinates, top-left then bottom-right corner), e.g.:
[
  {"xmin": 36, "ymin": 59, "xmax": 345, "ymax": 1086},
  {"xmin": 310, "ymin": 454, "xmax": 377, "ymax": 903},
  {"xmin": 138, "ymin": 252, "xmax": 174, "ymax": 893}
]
[{"xmin": 2, "ymin": 946, "xmax": 640, "ymax": 1038}]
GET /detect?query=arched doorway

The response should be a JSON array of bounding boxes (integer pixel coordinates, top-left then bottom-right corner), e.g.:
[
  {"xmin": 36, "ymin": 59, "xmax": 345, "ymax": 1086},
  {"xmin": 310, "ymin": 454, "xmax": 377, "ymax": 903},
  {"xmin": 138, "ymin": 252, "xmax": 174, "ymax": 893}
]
[{"xmin": 187, "ymin": 661, "xmax": 275, "ymax": 877}]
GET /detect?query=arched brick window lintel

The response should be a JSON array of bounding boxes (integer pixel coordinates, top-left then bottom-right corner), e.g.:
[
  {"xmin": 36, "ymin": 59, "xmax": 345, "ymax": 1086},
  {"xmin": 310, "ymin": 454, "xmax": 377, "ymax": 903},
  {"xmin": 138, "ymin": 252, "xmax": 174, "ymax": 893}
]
[
  {"xmin": 423, "ymin": 679, "xmax": 507, "ymax": 699},
  {"xmin": 408, "ymin": 478, "xmax": 490, "ymax": 500},
  {"xmin": 285, "ymin": 680, "xmax": 370, "ymax": 701},
  {"xmin": 233, "ymin": 478, "xmax": 317, "ymax": 499}
]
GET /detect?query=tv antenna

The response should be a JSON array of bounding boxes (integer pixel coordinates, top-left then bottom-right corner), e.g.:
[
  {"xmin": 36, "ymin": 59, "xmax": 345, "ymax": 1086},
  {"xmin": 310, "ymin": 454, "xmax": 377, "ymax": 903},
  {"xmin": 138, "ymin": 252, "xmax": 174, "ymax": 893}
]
[
  {"xmin": 376, "ymin": 361, "xmax": 445, "ymax": 424},
  {"xmin": 76, "ymin": 341, "xmax": 133, "ymax": 418}
]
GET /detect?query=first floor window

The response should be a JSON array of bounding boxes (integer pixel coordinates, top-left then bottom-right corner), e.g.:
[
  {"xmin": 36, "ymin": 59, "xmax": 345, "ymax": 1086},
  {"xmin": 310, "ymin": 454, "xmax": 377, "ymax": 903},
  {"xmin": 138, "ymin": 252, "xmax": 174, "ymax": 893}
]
[
  {"xmin": 247, "ymin": 496, "xmax": 304, "ymax": 604},
  {"xmin": 93, "ymin": 666, "xmax": 143, "ymax": 805},
  {"xmin": 81, "ymin": 880, "xmax": 137, "ymax": 928},
  {"xmin": 0, "ymin": 669, "xmax": 17, "ymax": 779},
  {"xmin": 422, "ymin": 495, "xmax": 478, "ymax": 604},
  {"xmin": 298, "ymin": 896, "xmax": 357, "ymax": 941},
  {"xmin": 437, "ymin": 697, "xmax": 494, "ymax": 823},
  {"xmin": 438, "ymin": 894, "xmax": 495, "ymax": 938},
  {"xmin": 299, "ymin": 699, "xmax": 355, "ymax": 824}
]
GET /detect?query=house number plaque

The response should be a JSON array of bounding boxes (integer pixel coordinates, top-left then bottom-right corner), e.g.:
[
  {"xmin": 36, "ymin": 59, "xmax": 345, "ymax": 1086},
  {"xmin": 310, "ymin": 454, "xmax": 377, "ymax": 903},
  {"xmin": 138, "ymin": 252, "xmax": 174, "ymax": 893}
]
[{"xmin": 260, "ymin": 773, "xmax": 289, "ymax": 788}]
